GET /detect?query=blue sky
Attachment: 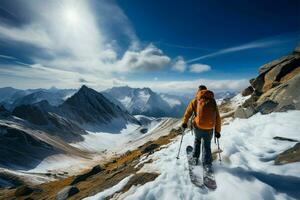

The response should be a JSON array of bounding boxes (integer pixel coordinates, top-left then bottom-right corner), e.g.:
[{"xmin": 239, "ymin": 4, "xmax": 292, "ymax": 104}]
[{"xmin": 0, "ymin": 0, "xmax": 299, "ymax": 92}]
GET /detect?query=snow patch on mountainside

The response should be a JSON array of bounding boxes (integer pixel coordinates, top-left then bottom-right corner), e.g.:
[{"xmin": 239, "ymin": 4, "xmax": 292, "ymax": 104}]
[
  {"xmin": 108, "ymin": 111, "xmax": 300, "ymax": 200},
  {"xmin": 70, "ymin": 123, "xmax": 140, "ymax": 153}
]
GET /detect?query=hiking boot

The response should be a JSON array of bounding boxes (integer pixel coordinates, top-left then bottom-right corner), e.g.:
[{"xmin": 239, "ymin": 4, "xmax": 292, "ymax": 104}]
[{"xmin": 204, "ymin": 164, "xmax": 213, "ymax": 173}]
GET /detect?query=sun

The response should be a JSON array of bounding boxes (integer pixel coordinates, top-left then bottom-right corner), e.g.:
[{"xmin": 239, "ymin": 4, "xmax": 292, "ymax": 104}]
[{"xmin": 64, "ymin": 8, "xmax": 80, "ymax": 25}]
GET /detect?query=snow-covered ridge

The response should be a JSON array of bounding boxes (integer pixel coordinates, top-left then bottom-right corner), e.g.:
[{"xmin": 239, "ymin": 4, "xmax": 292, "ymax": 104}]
[{"xmin": 97, "ymin": 111, "xmax": 300, "ymax": 199}]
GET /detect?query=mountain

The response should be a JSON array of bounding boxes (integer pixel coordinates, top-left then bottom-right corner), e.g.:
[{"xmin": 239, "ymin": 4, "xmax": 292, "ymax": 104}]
[
  {"xmin": 0, "ymin": 118, "xmax": 87, "ymax": 171},
  {"xmin": 60, "ymin": 85, "xmax": 139, "ymax": 132},
  {"xmin": 104, "ymin": 86, "xmax": 188, "ymax": 118},
  {"xmin": 12, "ymin": 100, "xmax": 87, "ymax": 143},
  {"xmin": 235, "ymin": 43, "xmax": 300, "ymax": 118},
  {"xmin": 0, "ymin": 87, "xmax": 76, "ymax": 110},
  {"xmin": 0, "ymin": 87, "xmax": 30, "ymax": 107},
  {"xmin": 10, "ymin": 89, "xmax": 76, "ymax": 110}
]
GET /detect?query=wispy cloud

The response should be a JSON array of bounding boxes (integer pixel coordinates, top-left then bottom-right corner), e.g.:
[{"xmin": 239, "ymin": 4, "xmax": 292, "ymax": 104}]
[
  {"xmin": 0, "ymin": 55, "xmax": 16, "ymax": 60},
  {"xmin": 172, "ymin": 56, "xmax": 211, "ymax": 73},
  {"xmin": 187, "ymin": 38, "xmax": 290, "ymax": 63}
]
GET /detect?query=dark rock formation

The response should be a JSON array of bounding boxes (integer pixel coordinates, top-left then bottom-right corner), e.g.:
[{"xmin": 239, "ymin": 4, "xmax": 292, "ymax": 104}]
[
  {"xmin": 241, "ymin": 86, "xmax": 254, "ymax": 96},
  {"xmin": 71, "ymin": 165, "xmax": 103, "ymax": 185},
  {"xmin": 235, "ymin": 43, "xmax": 300, "ymax": 118},
  {"xmin": 56, "ymin": 186, "xmax": 79, "ymax": 200}
]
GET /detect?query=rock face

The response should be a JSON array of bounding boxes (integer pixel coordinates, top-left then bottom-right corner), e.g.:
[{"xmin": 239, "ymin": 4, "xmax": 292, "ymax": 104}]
[
  {"xmin": 235, "ymin": 44, "xmax": 300, "ymax": 118},
  {"xmin": 12, "ymin": 101, "xmax": 87, "ymax": 143},
  {"xmin": 275, "ymin": 143, "xmax": 300, "ymax": 165}
]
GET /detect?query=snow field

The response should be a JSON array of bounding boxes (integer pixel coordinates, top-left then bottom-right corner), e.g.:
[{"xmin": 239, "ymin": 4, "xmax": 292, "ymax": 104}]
[{"xmin": 115, "ymin": 111, "xmax": 300, "ymax": 200}]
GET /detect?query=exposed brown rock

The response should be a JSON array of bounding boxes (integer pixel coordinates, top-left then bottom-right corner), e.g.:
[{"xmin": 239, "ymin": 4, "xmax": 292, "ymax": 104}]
[
  {"xmin": 236, "ymin": 43, "xmax": 300, "ymax": 118},
  {"xmin": 275, "ymin": 143, "xmax": 300, "ymax": 165}
]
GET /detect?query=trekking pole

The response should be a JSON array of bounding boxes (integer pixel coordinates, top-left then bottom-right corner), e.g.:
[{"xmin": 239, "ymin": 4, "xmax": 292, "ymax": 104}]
[
  {"xmin": 176, "ymin": 128, "xmax": 185, "ymax": 159},
  {"xmin": 217, "ymin": 138, "xmax": 222, "ymax": 164}
]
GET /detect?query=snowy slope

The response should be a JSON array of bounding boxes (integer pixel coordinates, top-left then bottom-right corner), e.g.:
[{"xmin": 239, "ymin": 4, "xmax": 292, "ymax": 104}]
[{"xmin": 89, "ymin": 111, "xmax": 300, "ymax": 200}]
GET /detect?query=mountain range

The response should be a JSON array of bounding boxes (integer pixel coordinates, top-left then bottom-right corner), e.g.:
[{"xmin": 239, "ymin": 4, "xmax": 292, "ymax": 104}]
[{"xmin": 104, "ymin": 86, "xmax": 189, "ymax": 118}]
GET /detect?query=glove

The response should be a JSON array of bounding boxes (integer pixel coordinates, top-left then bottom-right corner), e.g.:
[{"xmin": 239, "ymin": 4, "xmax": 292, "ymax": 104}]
[
  {"xmin": 215, "ymin": 132, "xmax": 221, "ymax": 139},
  {"xmin": 181, "ymin": 123, "xmax": 187, "ymax": 129}
]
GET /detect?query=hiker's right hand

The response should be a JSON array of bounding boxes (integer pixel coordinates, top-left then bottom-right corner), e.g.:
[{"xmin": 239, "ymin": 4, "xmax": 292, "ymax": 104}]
[
  {"xmin": 215, "ymin": 132, "xmax": 221, "ymax": 139},
  {"xmin": 181, "ymin": 123, "xmax": 187, "ymax": 130}
]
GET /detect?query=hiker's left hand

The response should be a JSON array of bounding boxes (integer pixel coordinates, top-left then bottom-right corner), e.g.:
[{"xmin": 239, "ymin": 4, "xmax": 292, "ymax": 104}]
[{"xmin": 215, "ymin": 132, "xmax": 221, "ymax": 139}]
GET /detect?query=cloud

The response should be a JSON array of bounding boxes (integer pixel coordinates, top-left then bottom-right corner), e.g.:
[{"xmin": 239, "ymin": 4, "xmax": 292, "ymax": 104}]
[
  {"xmin": 172, "ymin": 57, "xmax": 211, "ymax": 73},
  {"xmin": 115, "ymin": 78, "xmax": 249, "ymax": 92},
  {"xmin": 0, "ymin": 0, "xmax": 172, "ymax": 78},
  {"xmin": 187, "ymin": 38, "xmax": 289, "ymax": 63},
  {"xmin": 189, "ymin": 64, "xmax": 211, "ymax": 73},
  {"xmin": 172, "ymin": 56, "xmax": 186, "ymax": 72},
  {"xmin": 116, "ymin": 44, "xmax": 171, "ymax": 71}
]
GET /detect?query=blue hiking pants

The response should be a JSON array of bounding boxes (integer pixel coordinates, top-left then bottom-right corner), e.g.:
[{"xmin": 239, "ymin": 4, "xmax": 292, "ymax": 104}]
[{"xmin": 193, "ymin": 128, "xmax": 213, "ymax": 166}]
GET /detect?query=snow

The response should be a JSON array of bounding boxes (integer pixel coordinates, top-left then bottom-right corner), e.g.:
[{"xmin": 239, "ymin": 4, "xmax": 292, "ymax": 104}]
[
  {"xmin": 25, "ymin": 154, "xmax": 92, "ymax": 175},
  {"xmin": 71, "ymin": 123, "xmax": 140, "ymax": 153},
  {"xmin": 115, "ymin": 111, "xmax": 300, "ymax": 199},
  {"xmin": 70, "ymin": 118, "xmax": 175, "ymax": 154},
  {"xmin": 230, "ymin": 93, "xmax": 251, "ymax": 107},
  {"xmin": 138, "ymin": 91, "xmax": 150, "ymax": 103},
  {"xmin": 84, "ymin": 175, "xmax": 133, "ymax": 200},
  {"xmin": 119, "ymin": 96, "xmax": 132, "ymax": 108}
]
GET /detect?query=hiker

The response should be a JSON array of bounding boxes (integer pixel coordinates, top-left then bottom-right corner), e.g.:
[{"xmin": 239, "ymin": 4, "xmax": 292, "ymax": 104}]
[{"xmin": 181, "ymin": 85, "xmax": 221, "ymax": 171}]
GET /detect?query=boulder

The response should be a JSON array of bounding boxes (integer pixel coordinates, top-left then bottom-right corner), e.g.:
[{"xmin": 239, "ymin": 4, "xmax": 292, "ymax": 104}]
[
  {"xmin": 256, "ymin": 100, "xmax": 278, "ymax": 114},
  {"xmin": 56, "ymin": 186, "xmax": 79, "ymax": 200},
  {"xmin": 141, "ymin": 143, "xmax": 160, "ymax": 153},
  {"xmin": 234, "ymin": 106, "xmax": 256, "ymax": 119},
  {"xmin": 241, "ymin": 86, "xmax": 254, "ymax": 96},
  {"xmin": 71, "ymin": 165, "xmax": 103, "ymax": 185},
  {"xmin": 262, "ymin": 55, "xmax": 300, "ymax": 92},
  {"xmin": 275, "ymin": 143, "xmax": 300, "ymax": 165},
  {"xmin": 257, "ymin": 73, "xmax": 300, "ymax": 112}
]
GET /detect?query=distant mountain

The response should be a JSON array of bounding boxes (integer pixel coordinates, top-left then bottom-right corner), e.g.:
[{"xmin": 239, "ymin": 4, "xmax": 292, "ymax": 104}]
[
  {"xmin": 0, "ymin": 87, "xmax": 76, "ymax": 110},
  {"xmin": 104, "ymin": 86, "xmax": 188, "ymax": 118},
  {"xmin": 60, "ymin": 85, "xmax": 139, "ymax": 132},
  {"xmin": 12, "ymin": 101, "xmax": 87, "ymax": 143},
  {"xmin": 11, "ymin": 89, "xmax": 76, "ymax": 110},
  {"xmin": 0, "ymin": 87, "xmax": 31, "ymax": 105}
]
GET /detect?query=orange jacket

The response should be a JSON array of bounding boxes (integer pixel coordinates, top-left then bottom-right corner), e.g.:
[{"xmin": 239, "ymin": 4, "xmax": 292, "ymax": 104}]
[{"xmin": 182, "ymin": 98, "xmax": 221, "ymax": 133}]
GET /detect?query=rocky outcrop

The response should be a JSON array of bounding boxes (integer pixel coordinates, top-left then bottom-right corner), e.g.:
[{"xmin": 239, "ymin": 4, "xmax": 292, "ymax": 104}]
[
  {"xmin": 71, "ymin": 165, "xmax": 103, "ymax": 185},
  {"xmin": 56, "ymin": 186, "xmax": 79, "ymax": 200},
  {"xmin": 275, "ymin": 143, "xmax": 300, "ymax": 165},
  {"xmin": 235, "ymin": 43, "xmax": 300, "ymax": 118}
]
